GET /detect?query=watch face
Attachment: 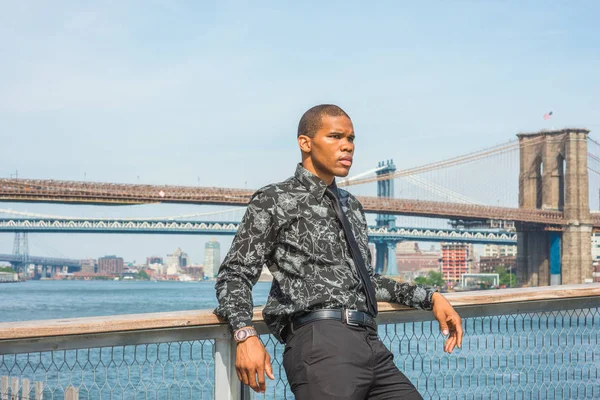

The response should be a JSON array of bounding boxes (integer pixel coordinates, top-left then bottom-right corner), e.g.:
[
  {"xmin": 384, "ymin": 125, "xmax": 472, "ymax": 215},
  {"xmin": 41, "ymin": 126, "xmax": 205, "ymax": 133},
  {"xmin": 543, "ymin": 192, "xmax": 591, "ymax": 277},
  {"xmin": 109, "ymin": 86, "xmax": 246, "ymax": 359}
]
[{"xmin": 236, "ymin": 330, "xmax": 248, "ymax": 341}]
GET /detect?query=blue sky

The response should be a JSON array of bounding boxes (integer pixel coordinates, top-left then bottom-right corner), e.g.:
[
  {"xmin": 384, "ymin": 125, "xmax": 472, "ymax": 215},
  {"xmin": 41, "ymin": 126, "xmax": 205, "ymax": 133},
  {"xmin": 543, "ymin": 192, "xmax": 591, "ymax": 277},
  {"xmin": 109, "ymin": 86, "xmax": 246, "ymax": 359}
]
[{"xmin": 1, "ymin": 1, "xmax": 599, "ymax": 263}]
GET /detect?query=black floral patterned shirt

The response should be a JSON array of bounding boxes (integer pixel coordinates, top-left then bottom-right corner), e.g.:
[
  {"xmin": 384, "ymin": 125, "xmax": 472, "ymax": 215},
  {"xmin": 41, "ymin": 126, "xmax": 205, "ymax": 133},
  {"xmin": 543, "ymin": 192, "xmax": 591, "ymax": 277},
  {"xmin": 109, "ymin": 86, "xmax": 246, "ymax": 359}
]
[{"xmin": 214, "ymin": 164, "xmax": 437, "ymax": 342}]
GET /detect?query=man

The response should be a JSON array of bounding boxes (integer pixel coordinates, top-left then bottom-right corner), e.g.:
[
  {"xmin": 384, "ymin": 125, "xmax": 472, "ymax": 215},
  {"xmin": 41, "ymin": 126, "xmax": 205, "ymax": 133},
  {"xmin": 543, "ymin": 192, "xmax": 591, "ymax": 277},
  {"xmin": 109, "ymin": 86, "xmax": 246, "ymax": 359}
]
[{"xmin": 215, "ymin": 104, "xmax": 463, "ymax": 399}]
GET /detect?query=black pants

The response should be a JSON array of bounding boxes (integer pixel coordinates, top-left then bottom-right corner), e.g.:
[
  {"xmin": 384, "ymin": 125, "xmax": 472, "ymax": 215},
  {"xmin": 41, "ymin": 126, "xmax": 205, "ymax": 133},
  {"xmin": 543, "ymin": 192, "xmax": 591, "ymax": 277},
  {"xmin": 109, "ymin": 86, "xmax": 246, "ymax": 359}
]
[{"xmin": 282, "ymin": 319, "xmax": 423, "ymax": 399}]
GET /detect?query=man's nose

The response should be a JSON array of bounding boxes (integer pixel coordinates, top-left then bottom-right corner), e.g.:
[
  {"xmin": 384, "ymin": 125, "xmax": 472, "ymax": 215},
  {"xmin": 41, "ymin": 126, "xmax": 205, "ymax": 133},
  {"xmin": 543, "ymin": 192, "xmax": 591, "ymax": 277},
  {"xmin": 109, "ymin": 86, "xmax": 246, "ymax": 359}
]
[{"xmin": 341, "ymin": 139, "xmax": 354, "ymax": 152}]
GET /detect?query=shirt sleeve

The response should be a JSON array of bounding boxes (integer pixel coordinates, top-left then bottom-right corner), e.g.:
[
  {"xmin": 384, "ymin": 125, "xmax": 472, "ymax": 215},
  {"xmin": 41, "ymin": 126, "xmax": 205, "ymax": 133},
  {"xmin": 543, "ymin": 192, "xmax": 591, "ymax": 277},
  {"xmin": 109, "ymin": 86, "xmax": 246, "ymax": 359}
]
[
  {"xmin": 214, "ymin": 189, "xmax": 278, "ymax": 332},
  {"xmin": 358, "ymin": 206, "xmax": 438, "ymax": 311}
]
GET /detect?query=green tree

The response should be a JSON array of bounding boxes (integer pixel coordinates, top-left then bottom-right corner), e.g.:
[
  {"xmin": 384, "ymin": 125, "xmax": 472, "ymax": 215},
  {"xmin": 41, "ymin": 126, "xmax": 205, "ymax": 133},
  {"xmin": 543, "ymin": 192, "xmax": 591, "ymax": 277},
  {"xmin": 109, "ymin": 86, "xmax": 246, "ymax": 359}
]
[
  {"xmin": 414, "ymin": 276, "xmax": 428, "ymax": 285},
  {"xmin": 414, "ymin": 271, "xmax": 445, "ymax": 288},
  {"xmin": 0, "ymin": 266, "xmax": 15, "ymax": 273},
  {"xmin": 426, "ymin": 271, "xmax": 445, "ymax": 287},
  {"xmin": 136, "ymin": 270, "xmax": 150, "ymax": 280},
  {"xmin": 494, "ymin": 266, "xmax": 517, "ymax": 288}
]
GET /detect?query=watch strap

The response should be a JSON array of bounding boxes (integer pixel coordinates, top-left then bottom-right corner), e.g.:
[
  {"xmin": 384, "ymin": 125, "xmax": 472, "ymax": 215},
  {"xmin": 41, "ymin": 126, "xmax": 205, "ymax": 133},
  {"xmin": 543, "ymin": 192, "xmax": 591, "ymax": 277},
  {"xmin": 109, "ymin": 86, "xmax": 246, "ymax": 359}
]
[{"xmin": 234, "ymin": 326, "xmax": 258, "ymax": 343}]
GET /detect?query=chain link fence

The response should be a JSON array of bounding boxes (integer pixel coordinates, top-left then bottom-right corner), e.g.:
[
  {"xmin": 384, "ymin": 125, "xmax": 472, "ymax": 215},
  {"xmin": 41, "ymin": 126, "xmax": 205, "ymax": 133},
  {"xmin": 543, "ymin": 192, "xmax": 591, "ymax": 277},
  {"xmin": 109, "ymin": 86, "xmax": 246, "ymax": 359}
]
[
  {"xmin": 2, "ymin": 300, "xmax": 600, "ymax": 399},
  {"xmin": 1, "ymin": 340, "xmax": 215, "ymax": 399},
  {"xmin": 251, "ymin": 306, "xmax": 600, "ymax": 399}
]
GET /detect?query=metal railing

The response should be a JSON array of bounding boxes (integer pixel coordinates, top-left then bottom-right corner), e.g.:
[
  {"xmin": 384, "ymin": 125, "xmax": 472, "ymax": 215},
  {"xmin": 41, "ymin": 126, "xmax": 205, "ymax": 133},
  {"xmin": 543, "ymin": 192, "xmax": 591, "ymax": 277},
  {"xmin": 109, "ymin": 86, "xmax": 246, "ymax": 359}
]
[{"xmin": 1, "ymin": 285, "xmax": 600, "ymax": 399}]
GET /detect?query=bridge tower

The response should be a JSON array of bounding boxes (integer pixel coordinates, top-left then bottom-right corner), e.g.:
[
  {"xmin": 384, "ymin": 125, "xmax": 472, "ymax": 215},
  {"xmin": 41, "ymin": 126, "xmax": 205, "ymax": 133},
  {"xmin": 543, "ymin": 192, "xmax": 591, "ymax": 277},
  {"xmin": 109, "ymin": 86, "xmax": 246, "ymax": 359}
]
[
  {"xmin": 373, "ymin": 160, "xmax": 400, "ymax": 276},
  {"xmin": 11, "ymin": 232, "xmax": 29, "ymax": 273},
  {"xmin": 517, "ymin": 129, "xmax": 592, "ymax": 286}
]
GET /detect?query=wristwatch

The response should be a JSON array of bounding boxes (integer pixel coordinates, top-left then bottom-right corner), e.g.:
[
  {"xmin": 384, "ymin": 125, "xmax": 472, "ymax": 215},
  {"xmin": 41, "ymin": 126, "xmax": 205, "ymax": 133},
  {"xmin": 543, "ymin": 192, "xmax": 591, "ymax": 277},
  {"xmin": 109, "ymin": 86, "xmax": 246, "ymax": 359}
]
[{"xmin": 234, "ymin": 326, "xmax": 258, "ymax": 343}]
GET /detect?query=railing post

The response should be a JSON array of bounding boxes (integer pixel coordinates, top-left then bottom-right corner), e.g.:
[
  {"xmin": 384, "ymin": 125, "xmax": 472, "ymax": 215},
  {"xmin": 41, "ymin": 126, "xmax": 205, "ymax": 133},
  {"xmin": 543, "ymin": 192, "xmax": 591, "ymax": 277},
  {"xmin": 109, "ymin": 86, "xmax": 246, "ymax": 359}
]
[
  {"xmin": 9, "ymin": 378, "xmax": 18, "ymax": 400},
  {"xmin": 35, "ymin": 382, "xmax": 43, "ymax": 400},
  {"xmin": 1, "ymin": 376, "xmax": 8, "ymax": 400},
  {"xmin": 64, "ymin": 386, "xmax": 78, "ymax": 400},
  {"xmin": 214, "ymin": 336, "xmax": 242, "ymax": 400},
  {"xmin": 21, "ymin": 379, "xmax": 30, "ymax": 400}
]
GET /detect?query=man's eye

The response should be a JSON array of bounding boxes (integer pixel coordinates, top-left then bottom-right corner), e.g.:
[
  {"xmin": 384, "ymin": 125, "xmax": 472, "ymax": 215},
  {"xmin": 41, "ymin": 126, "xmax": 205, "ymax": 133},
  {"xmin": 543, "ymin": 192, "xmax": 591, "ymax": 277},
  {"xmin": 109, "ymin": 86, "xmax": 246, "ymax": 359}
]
[
  {"xmin": 348, "ymin": 137, "xmax": 355, "ymax": 142},
  {"xmin": 330, "ymin": 134, "xmax": 340, "ymax": 139}
]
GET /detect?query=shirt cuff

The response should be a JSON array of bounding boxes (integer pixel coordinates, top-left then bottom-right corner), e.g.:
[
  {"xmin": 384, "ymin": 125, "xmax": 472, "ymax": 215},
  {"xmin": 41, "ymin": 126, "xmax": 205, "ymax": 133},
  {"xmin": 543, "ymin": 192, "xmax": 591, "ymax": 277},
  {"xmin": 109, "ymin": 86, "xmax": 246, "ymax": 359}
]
[
  {"xmin": 227, "ymin": 316, "xmax": 254, "ymax": 333},
  {"xmin": 420, "ymin": 286, "xmax": 439, "ymax": 310},
  {"xmin": 213, "ymin": 308, "xmax": 253, "ymax": 334}
]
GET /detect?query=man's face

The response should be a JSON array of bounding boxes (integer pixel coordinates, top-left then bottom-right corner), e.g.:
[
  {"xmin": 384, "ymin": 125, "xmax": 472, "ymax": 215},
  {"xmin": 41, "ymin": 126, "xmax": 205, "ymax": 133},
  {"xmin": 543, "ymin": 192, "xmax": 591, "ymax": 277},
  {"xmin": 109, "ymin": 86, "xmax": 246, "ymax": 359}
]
[{"xmin": 305, "ymin": 115, "xmax": 355, "ymax": 179}]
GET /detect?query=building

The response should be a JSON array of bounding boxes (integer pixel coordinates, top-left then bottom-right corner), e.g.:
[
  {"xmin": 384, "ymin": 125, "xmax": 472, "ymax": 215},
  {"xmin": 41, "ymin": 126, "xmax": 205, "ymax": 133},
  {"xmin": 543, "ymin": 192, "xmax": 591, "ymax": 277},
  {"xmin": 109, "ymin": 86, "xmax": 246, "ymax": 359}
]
[
  {"xmin": 165, "ymin": 248, "xmax": 189, "ymax": 270},
  {"xmin": 591, "ymin": 233, "xmax": 600, "ymax": 260},
  {"xmin": 204, "ymin": 239, "xmax": 221, "ymax": 279},
  {"xmin": 80, "ymin": 259, "xmax": 96, "ymax": 274},
  {"xmin": 395, "ymin": 242, "xmax": 440, "ymax": 282},
  {"xmin": 165, "ymin": 264, "xmax": 179, "ymax": 275},
  {"xmin": 0, "ymin": 271, "xmax": 18, "ymax": 282},
  {"xmin": 98, "ymin": 256, "xmax": 124, "ymax": 275},
  {"xmin": 440, "ymin": 243, "xmax": 473, "ymax": 284},
  {"xmin": 146, "ymin": 256, "xmax": 163, "ymax": 265},
  {"xmin": 479, "ymin": 256, "xmax": 516, "ymax": 273},
  {"xmin": 182, "ymin": 265, "xmax": 205, "ymax": 280},
  {"xmin": 479, "ymin": 245, "xmax": 517, "ymax": 276},
  {"xmin": 593, "ymin": 260, "xmax": 600, "ymax": 283},
  {"xmin": 146, "ymin": 262, "xmax": 165, "ymax": 274},
  {"xmin": 483, "ymin": 244, "xmax": 517, "ymax": 258},
  {"xmin": 591, "ymin": 233, "xmax": 600, "ymax": 283}
]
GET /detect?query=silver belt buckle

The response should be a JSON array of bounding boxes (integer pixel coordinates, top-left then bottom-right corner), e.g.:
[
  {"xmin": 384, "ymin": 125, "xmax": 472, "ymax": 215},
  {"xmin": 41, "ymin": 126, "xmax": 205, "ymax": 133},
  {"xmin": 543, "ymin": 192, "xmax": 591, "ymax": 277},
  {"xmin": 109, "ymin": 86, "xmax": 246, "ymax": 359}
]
[{"xmin": 345, "ymin": 309, "xmax": 359, "ymax": 326}]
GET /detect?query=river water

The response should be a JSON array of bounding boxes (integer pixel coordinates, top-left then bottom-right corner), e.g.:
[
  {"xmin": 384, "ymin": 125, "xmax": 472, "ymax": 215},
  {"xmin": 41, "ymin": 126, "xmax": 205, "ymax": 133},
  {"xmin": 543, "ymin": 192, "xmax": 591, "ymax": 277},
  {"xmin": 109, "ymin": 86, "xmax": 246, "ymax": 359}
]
[
  {"xmin": 0, "ymin": 280, "xmax": 269, "ymax": 323},
  {"xmin": 1, "ymin": 281, "xmax": 598, "ymax": 399}
]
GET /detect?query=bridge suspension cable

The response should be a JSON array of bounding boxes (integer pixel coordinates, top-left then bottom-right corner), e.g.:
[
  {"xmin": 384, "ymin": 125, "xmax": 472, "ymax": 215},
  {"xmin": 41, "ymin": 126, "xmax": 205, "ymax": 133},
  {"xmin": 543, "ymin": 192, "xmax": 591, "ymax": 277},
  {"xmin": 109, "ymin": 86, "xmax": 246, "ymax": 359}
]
[
  {"xmin": 401, "ymin": 175, "xmax": 482, "ymax": 204},
  {"xmin": 588, "ymin": 137, "xmax": 600, "ymax": 148},
  {"xmin": 338, "ymin": 165, "xmax": 387, "ymax": 185},
  {"xmin": 587, "ymin": 153, "xmax": 600, "ymax": 176},
  {"xmin": 339, "ymin": 136, "xmax": 547, "ymax": 187}
]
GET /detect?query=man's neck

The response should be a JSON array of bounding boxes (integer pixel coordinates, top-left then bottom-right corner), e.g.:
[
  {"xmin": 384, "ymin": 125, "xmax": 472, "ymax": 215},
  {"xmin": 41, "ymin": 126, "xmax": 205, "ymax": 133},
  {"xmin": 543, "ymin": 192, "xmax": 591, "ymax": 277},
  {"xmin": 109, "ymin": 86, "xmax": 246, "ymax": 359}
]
[{"xmin": 302, "ymin": 160, "xmax": 334, "ymax": 185}]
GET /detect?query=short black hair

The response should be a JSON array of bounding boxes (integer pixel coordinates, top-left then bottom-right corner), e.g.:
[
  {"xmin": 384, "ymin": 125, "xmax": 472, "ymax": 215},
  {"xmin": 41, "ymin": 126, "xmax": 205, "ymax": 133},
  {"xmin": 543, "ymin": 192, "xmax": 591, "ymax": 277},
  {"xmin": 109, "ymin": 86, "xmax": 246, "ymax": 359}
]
[{"xmin": 297, "ymin": 104, "xmax": 351, "ymax": 138}]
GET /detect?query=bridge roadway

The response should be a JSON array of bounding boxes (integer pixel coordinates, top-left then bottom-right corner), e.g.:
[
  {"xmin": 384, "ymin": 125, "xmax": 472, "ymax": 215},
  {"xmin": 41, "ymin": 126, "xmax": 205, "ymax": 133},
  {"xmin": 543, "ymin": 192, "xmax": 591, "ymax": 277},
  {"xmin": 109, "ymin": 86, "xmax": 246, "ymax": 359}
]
[
  {"xmin": 0, "ymin": 254, "xmax": 80, "ymax": 268},
  {"xmin": 0, "ymin": 218, "xmax": 517, "ymax": 245},
  {"xmin": 0, "ymin": 178, "xmax": 580, "ymax": 226}
]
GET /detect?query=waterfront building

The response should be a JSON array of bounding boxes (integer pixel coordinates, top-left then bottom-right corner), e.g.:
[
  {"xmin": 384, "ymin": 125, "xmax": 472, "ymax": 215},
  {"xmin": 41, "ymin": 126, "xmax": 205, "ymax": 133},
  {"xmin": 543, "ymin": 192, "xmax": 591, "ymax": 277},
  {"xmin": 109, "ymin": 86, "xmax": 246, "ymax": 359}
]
[
  {"xmin": 395, "ymin": 242, "xmax": 440, "ymax": 283},
  {"xmin": 204, "ymin": 239, "xmax": 220, "ymax": 279},
  {"xmin": 591, "ymin": 233, "xmax": 600, "ymax": 260},
  {"xmin": 146, "ymin": 256, "xmax": 163, "ymax": 265},
  {"xmin": 182, "ymin": 265, "xmax": 205, "ymax": 280},
  {"xmin": 479, "ymin": 256, "xmax": 516, "ymax": 274},
  {"xmin": 166, "ymin": 248, "xmax": 189, "ymax": 269},
  {"xmin": 146, "ymin": 263, "xmax": 165, "ymax": 274},
  {"xmin": 81, "ymin": 259, "xmax": 96, "ymax": 274},
  {"xmin": 483, "ymin": 244, "xmax": 517, "ymax": 258},
  {"xmin": 440, "ymin": 243, "xmax": 473, "ymax": 284},
  {"xmin": 0, "ymin": 271, "xmax": 18, "ymax": 282},
  {"xmin": 98, "ymin": 255, "xmax": 124, "ymax": 275}
]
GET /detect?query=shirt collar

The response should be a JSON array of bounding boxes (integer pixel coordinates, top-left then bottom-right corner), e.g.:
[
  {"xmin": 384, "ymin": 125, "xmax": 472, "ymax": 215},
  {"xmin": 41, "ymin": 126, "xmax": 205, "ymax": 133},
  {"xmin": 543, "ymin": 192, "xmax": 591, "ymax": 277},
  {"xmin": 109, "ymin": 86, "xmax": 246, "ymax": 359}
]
[{"xmin": 294, "ymin": 163, "xmax": 332, "ymax": 201}]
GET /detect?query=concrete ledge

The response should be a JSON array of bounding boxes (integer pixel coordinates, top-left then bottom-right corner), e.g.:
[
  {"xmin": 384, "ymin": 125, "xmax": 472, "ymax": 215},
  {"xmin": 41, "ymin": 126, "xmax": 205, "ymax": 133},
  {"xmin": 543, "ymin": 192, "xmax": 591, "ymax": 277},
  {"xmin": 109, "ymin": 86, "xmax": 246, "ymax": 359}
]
[{"xmin": 1, "ymin": 284, "xmax": 599, "ymax": 340}]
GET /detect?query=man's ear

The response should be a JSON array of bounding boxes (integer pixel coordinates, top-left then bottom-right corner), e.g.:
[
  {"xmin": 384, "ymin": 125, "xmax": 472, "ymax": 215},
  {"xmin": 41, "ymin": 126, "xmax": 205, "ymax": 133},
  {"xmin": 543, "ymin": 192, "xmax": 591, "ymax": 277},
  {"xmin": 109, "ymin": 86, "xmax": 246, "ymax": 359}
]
[{"xmin": 298, "ymin": 135, "xmax": 312, "ymax": 153}]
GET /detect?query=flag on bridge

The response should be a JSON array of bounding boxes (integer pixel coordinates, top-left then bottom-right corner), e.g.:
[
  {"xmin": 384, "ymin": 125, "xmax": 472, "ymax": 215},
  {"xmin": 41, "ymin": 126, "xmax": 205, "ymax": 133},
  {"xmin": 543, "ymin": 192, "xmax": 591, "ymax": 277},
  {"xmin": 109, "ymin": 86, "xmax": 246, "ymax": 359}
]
[{"xmin": 543, "ymin": 111, "xmax": 553, "ymax": 120}]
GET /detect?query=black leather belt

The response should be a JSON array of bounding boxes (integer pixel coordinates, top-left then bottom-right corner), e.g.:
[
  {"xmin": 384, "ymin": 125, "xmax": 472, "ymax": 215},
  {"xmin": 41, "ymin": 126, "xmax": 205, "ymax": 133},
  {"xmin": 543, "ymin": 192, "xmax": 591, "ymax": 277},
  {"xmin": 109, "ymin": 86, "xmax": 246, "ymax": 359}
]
[{"xmin": 290, "ymin": 309, "xmax": 377, "ymax": 332}]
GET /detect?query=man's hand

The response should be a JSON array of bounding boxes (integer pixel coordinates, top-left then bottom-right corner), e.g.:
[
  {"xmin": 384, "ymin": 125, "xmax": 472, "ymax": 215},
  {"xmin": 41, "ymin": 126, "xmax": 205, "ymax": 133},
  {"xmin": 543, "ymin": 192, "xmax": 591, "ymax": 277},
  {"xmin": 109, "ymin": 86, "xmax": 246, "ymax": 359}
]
[
  {"xmin": 431, "ymin": 292, "xmax": 463, "ymax": 354},
  {"xmin": 235, "ymin": 336, "xmax": 274, "ymax": 393}
]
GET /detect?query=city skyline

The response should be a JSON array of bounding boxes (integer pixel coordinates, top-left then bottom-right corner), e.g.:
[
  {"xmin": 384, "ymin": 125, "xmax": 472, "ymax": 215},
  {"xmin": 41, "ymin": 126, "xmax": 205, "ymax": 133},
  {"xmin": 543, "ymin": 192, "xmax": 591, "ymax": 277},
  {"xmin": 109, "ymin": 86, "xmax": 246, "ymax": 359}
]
[{"xmin": 1, "ymin": 1, "xmax": 599, "ymax": 261}]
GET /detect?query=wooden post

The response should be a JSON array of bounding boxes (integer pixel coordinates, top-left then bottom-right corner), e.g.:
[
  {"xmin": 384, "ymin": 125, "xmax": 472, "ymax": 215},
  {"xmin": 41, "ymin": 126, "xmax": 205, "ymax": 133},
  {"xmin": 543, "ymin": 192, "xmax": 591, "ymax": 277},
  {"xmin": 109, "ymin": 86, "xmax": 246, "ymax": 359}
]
[
  {"xmin": 21, "ymin": 379, "xmax": 30, "ymax": 400},
  {"xmin": 35, "ymin": 382, "xmax": 43, "ymax": 400},
  {"xmin": 64, "ymin": 386, "xmax": 78, "ymax": 400},
  {"xmin": 9, "ymin": 378, "xmax": 18, "ymax": 400},
  {"xmin": 1, "ymin": 376, "xmax": 8, "ymax": 400}
]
